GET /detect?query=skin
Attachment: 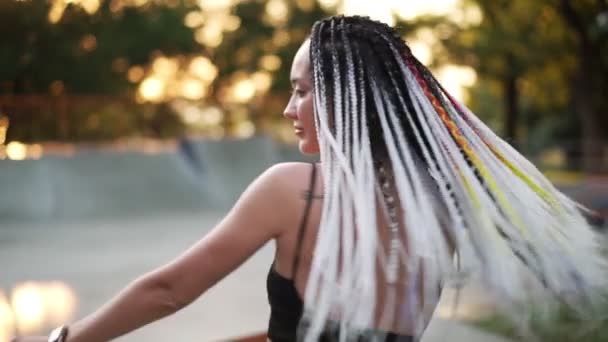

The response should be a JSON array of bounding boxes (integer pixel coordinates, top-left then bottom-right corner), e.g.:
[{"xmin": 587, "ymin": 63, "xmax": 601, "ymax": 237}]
[
  {"xmin": 12, "ymin": 41, "xmax": 321, "ymax": 342},
  {"xmin": 284, "ymin": 39, "xmax": 319, "ymax": 155},
  {"xmin": 14, "ymin": 39, "xmax": 438, "ymax": 341}
]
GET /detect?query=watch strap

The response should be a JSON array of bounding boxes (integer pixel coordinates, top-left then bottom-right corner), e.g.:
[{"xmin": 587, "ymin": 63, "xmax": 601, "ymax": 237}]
[{"xmin": 48, "ymin": 325, "xmax": 69, "ymax": 342}]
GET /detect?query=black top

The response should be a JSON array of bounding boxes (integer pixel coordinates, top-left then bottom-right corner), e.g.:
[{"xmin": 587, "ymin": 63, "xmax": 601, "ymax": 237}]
[{"xmin": 266, "ymin": 163, "xmax": 414, "ymax": 341}]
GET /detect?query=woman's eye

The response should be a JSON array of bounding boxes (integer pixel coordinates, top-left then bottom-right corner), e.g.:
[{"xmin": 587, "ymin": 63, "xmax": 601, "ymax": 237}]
[{"xmin": 291, "ymin": 88, "xmax": 306, "ymax": 97}]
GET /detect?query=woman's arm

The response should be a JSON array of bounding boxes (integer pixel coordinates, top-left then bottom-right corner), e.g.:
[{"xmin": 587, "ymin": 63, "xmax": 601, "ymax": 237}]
[{"xmin": 14, "ymin": 163, "xmax": 297, "ymax": 342}]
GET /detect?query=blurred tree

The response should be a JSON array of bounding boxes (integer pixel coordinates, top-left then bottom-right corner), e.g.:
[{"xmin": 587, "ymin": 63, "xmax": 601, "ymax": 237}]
[
  {"xmin": 556, "ymin": 0, "xmax": 608, "ymax": 172},
  {"xmin": 208, "ymin": 0, "xmax": 333, "ymax": 136},
  {"xmin": 0, "ymin": 0, "xmax": 199, "ymax": 141},
  {"xmin": 413, "ymin": 0, "xmax": 608, "ymax": 172},
  {"xmin": 0, "ymin": 0, "xmax": 334, "ymax": 142}
]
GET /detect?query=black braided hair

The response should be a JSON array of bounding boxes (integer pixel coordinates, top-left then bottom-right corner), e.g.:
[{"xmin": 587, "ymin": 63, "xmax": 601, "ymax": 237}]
[
  {"xmin": 310, "ymin": 15, "xmax": 430, "ymax": 165},
  {"xmin": 309, "ymin": 15, "xmax": 552, "ymax": 291}
]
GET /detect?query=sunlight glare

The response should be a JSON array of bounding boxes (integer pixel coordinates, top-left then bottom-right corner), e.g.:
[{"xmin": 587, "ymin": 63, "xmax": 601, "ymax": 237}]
[
  {"xmin": 139, "ymin": 77, "xmax": 165, "ymax": 102},
  {"xmin": 201, "ymin": 107, "xmax": 223, "ymax": 126},
  {"xmin": 234, "ymin": 120, "xmax": 255, "ymax": 138},
  {"xmin": 265, "ymin": 0, "xmax": 289, "ymax": 26},
  {"xmin": 259, "ymin": 55, "xmax": 281, "ymax": 72},
  {"xmin": 232, "ymin": 79, "xmax": 256, "ymax": 103},
  {"xmin": 252, "ymin": 71, "xmax": 273, "ymax": 93},
  {"xmin": 0, "ymin": 116, "xmax": 8, "ymax": 145},
  {"xmin": 435, "ymin": 65, "xmax": 477, "ymax": 102},
  {"xmin": 11, "ymin": 283, "xmax": 45, "ymax": 333},
  {"xmin": 6, "ymin": 142, "xmax": 27, "ymax": 161},
  {"xmin": 189, "ymin": 57, "xmax": 218, "ymax": 83},
  {"xmin": 42, "ymin": 282, "xmax": 77, "ymax": 327},
  {"xmin": 127, "ymin": 66, "xmax": 145, "ymax": 83},
  {"xmin": 0, "ymin": 291, "xmax": 15, "ymax": 342},
  {"xmin": 184, "ymin": 11, "xmax": 205, "ymax": 28},
  {"xmin": 198, "ymin": 0, "xmax": 232, "ymax": 11},
  {"xmin": 393, "ymin": 0, "xmax": 460, "ymax": 20},
  {"xmin": 152, "ymin": 57, "xmax": 179, "ymax": 79},
  {"xmin": 181, "ymin": 78, "xmax": 207, "ymax": 100},
  {"xmin": 341, "ymin": 1, "xmax": 480, "ymax": 101},
  {"xmin": 223, "ymin": 15, "xmax": 241, "ymax": 31}
]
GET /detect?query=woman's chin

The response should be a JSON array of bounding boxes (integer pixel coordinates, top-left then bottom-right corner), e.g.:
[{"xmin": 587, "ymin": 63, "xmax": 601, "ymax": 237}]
[{"xmin": 298, "ymin": 140, "xmax": 319, "ymax": 155}]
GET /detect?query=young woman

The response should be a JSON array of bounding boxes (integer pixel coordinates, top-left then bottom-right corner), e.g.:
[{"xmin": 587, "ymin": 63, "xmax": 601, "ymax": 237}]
[{"xmin": 13, "ymin": 15, "xmax": 606, "ymax": 342}]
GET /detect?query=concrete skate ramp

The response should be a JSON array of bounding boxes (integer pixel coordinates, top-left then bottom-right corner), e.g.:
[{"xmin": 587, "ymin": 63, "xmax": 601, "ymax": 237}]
[
  {"xmin": 188, "ymin": 136, "xmax": 278, "ymax": 207},
  {"xmin": 0, "ymin": 151, "xmax": 209, "ymax": 221},
  {"xmin": 189, "ymin": 136, "xmax": 319, "ymax": 206},
  {"xmin": 0, "ymin": 137, "xmax": 315, "ymax": 221},
  {"xmin": 0, "ymin": 158, "xmax": 55, "ymax": 220}
]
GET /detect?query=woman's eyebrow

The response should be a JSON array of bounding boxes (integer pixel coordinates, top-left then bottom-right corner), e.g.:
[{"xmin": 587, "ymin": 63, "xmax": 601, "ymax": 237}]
[{"xmin": 291, "ymin": 77, "xmax": 312, "ymax": 88}]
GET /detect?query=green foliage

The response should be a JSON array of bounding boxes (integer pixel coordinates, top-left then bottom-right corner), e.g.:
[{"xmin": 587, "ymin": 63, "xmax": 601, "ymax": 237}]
[
  {"xmin": 0, "ymin": 0, "xmax": 202, "ymax": 142},
  {"xmin": 477, "ymin": 299, "xmax": 608, "ymax": 341},
  {"xmin": 0, "ymin": 0, "xmax": 199, "ymax": 94},
  {"xmin": 212, "ymin": 0, "xmax": 331, "ymax": 128},
  {"xmin": 407, "ymin": 0, "xmax": 608, "ymax": 167},
  {"xmin": 0, "ymin": 0, "xmax": 332, "ymax": 142}
]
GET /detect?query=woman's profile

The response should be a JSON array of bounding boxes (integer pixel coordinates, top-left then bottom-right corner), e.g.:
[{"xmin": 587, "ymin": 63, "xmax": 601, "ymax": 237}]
[{"xmin": 12, "ymin": 15, "xmax": 607, "ymax": 342}]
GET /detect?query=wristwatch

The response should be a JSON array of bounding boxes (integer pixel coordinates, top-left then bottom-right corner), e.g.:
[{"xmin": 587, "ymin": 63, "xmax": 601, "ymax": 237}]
[{"xmin": 48, "ymin": 325, "xmax": 69, "ymax": 342}]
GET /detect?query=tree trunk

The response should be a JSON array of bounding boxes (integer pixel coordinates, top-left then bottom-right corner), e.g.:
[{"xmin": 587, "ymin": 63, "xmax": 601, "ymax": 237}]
[
  {"xmin": 503, "ymin": 75, "xmax": 520, "ymax": 148},
  {"xmin": 559, "ymin": 0, "xmax": 604, "ymax": 173},
  {"xmin": 573, "ymin": 45, "xmax": 603, "ymax": 173},
  {"xmin": 504, "ymin": 59, "xmax": 519, "ymax": 149}
]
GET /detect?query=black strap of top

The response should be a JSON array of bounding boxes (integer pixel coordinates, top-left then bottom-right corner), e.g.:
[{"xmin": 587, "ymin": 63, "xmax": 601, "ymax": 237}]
[{"xmin": 291, "ymin": 162, "xmax": 317, "ymax": 279}]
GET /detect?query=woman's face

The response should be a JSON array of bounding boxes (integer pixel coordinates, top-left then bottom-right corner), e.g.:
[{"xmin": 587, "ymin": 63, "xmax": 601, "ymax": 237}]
[{"xmin": 283, "ymin": 40, "xmax": 319, "ymax": 155}]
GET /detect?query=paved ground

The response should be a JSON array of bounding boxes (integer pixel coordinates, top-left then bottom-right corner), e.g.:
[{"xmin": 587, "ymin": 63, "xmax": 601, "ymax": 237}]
[
  {"xmin": 0, "ymin": 211, "xmax": 516, "ymax": 342},
  {"xmin": 422, "ymin": 318, "xmax": 512, "ymax": 342}
]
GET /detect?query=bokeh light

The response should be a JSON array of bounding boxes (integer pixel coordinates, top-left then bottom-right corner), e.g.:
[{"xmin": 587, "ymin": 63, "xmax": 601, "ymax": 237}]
[
  {"xmin": 139, "ymin": 77, "xmax": 165, "ymax": 103},
  {"xmin": 223, "ymin": 15, "xmax": 241, "ymax": 31},
  {"xmin": 234, "ymin": 120, "xmax": 255, "ymax": 138},
  {"xmin": 189, "ymin": 57, "xmax": 218, "ymax": 83},
  {"xmin": 231, "ymin": 78, "xmax": 256, "ymax": 103},
  {"xmin": 251, "ymin": 71, "xmax": 273, "ymax": 94},
  {"xmin": 0, "ymin": 291, "xmax": 15, "ymax": 342},
  {"xmin": 180, "ymin": 78, "xmax": 207, "ymax": 100},
  {"xmin": 28, "ymin": 144, "xmax": 44, "ymax": 160},
  {"xmin": 200, "ymin": 106, "xmax": 223, "ymax": 126},
  {"xmin": 6, "ymin": 142, "xmax": 27, "ymax": 161},
  {"xmin": 0, "ymin": 116, "xmax": 8, "ymax": 145},
  {"xmin": 295, "ymin": 0, "xmax": 315, "ymax": 12},
  {"xmin": 264, "ymin": 0, "xmax": 290, "ymax": 26},
  {"xmin": 152, "ymin": 57, "xmax": 179, "ymax": 79},
  {"xmin": 435, "ymin": 65, "xmax": 477, "ymax": 102},
  {"xmin": 184, "ymin": 11, "xmax": 205, "ymax": 28},
  {"xmin": 259, "ymin": 55, "xmax": 282, "ymax": 72},
  {"xmin": 40, "ymin": 282, "xmax": 78, "ymax": 327},
  {"xmin": 11, "ymin": 283, "xmax": 45, "ymax": 333},
  {"xmin": 197, "ymin": 0, "xmax": 233, "ymax": 11},
  {"xmin": 48, "ymin": 0, "xmax": 101, "ymax": 23},
  {"xmin": 1, "ymin": 282, "xmax": 77, "ymax": 338},
  {"xmin": 127, "ymin": 66, "xmax": 145, "ymax": 83},
  {"xmin": 80, "ymin": 34, "xmax": 97, "ymax": 52}
]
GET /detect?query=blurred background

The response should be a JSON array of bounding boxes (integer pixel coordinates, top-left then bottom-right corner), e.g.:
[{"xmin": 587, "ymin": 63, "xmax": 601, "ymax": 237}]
[{"xmin": 0, "ymin": 0, "xmax": 606, "ymax": 341}]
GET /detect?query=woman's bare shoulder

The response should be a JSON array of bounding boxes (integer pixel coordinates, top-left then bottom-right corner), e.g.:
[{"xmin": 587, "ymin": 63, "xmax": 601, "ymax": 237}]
[
  {"xmin": 259, "ymin": 162, "xmax": 316, "ymax": 187},
  {"xmin": 254, "ymin": 162, "xmax": 318, "ymax": 211},
  {"xmin": 265, "ymin": 161, "xmax": 316, "ymax": 177}
]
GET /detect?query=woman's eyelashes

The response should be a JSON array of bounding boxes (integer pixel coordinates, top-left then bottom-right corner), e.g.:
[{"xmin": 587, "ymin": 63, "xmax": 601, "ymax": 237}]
[{"xmin": 291, "ymin": 87, "xmax": 307, "ymax": 97}]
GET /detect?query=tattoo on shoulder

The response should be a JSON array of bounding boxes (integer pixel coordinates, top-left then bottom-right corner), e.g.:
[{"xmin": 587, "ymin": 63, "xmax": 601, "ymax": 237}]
[{"xmin": 302, "ymin": 190, "xmax": 323, "ymax": 200}]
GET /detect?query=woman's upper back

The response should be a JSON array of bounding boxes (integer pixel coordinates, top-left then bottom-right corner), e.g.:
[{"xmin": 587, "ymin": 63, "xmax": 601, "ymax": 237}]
[{"xmin": 267, "ymin": 162, "xmax": 433, "ymax": 339}]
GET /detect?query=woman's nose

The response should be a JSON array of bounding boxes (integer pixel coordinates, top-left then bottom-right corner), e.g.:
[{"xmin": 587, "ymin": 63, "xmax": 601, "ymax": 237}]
[{"xmin": 283, "ymin": 97, "xmax": 297, "ymax": 120}]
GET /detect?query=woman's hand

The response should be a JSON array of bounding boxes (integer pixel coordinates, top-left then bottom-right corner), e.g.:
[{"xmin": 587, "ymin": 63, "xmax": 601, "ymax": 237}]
[{"xmin": 10, "ymin": 336, "xmax": 47, "ymax": 342}]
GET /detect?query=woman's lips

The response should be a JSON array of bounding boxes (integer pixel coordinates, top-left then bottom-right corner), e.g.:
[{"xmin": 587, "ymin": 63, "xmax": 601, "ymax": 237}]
[{"xmin": 294, "ymin": 127, "xmax": 304, "ymax": 136}]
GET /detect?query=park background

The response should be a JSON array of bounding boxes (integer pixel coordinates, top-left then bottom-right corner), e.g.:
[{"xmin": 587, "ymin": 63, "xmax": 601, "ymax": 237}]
[{"xmin": 1, "ymin": 0, "xmax": 607, "ymax": 341}]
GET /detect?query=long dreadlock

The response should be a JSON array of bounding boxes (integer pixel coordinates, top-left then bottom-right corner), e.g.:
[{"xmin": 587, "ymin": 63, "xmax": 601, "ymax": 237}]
[{"xmin": 302, "ymin": 15, "xmax": 607, "ymax": 341}]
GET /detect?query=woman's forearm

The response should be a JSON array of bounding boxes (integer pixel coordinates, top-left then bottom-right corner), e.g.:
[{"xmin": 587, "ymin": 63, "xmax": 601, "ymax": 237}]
[{"xmin": 65, "ymin": 274, "xmax": 182, "ymax": 342}]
